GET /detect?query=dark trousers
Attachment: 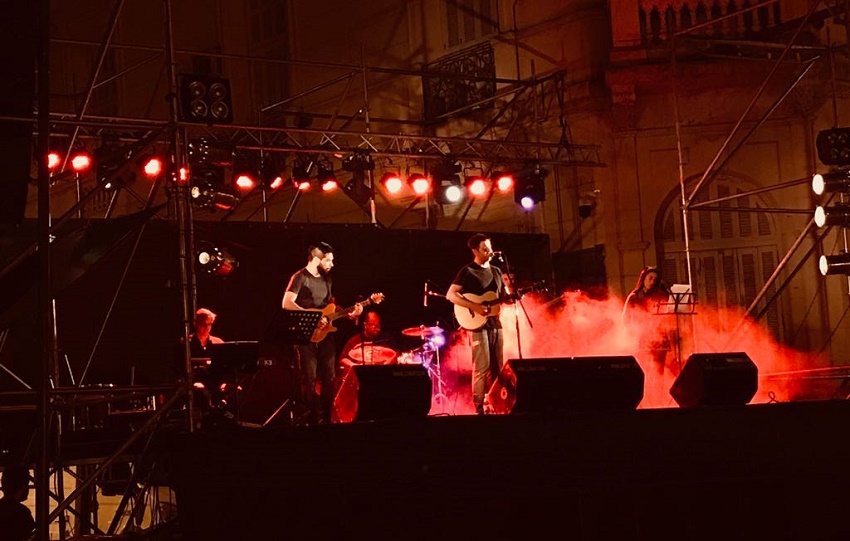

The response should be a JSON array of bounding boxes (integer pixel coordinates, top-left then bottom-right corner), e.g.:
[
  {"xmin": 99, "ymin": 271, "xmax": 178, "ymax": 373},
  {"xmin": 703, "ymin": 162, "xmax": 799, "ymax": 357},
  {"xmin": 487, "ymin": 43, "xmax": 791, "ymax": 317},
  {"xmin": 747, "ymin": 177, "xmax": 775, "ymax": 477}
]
[
  {"xmin": 296, "ymin": 337, "xmax": 336, "ymax": 423},
  {"xmin": 470, "ymin": 327, "xmax": 504, "ymax": 408}
]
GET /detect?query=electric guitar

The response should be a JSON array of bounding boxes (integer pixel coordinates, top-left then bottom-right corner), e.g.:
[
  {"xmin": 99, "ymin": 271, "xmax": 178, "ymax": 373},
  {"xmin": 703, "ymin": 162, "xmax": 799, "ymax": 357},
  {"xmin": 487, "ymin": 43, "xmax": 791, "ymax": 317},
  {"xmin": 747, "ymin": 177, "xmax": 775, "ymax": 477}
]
[
  {"xmin": 310, "ymin": 292, "xmax": 385, "ymax": 343},
  {"xmin": 454, "ymin": 282, "xmax": 546, "ymax": 331}
]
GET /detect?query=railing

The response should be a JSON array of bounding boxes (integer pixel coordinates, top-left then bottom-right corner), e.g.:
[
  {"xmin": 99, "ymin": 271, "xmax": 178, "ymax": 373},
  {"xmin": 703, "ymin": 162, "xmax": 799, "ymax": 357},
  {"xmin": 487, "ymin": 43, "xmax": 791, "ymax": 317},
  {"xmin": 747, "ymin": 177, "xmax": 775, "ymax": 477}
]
[{"xmin": 638, "ymin": 0, "xmax": 782, "ymax": 46}]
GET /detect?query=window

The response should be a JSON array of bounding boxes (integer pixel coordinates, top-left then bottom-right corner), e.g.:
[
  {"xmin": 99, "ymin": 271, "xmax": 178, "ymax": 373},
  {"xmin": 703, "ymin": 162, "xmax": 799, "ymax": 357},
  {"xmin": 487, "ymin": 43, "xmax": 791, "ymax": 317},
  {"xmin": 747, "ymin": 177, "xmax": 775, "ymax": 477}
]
[{"xmin": 445, "ymin": 0, "xmax": 499, "ymax": 49}]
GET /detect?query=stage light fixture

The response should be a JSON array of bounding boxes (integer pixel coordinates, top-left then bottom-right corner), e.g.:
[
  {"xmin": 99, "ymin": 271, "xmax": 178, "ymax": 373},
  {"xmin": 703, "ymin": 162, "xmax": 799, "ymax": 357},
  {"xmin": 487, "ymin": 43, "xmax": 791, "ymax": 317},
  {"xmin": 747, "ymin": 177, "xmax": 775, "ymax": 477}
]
[
  {"xmin": 816, "ymin": 128, "xmax": 850, "ymax": 166},
  {"xmin": 234, "ymin": 174, "xmax": 255, "ymax": 192},
  {"xmin": 291, "ymin": 159, "xmax": 312, "ymax": 191},
  {"xmin": 179, "ymin": 75, "xmax": 233, "ymax": 124},
  {"xmin": 342, "ymin": 150, "xmax": 375, "ymax": 173},
  {"xmin": 408, "ymin": 173, "xmax": 431, "ymax": 195},
  {"xmin": 47, "ymin": 151, "xmax": 61, "ymax": 171},
  {"xmin": 197, "ymin": 243, "xmax": 238, "ymax": 277},
  {"xmin": 466, "ymin": 176, "xmax": 489, "ymax": 197},
  {"xmin": 514, "ymin": 162, "xmax": 548, "ymax": 208},
  {"xmin": 430, "ymin": 157, "xmax": 462, "ymax": 183},
  {"xmin": 142, "ymin": 156, "xmax": 163, "ymax": 178},
  {"xmin": 317, "ymin": 158, "xmax": 337, "ymax": 192},
  {"xmin": 814, "ymin": 204, "xmax": 850, "ymax": 228},
  {"xmin": 260, "ymin": 152, "xmax": 286, "ymax": 191},
  {"xmin": 819, "ymin": 253, "xmax": 850, "ymax": 276},
  {"xmin": 812, "ymin": 170, "xmax": 850, "ymax": 196},
  {"xmin": 438, "ymin": 182, "xmax": 465, "ymax": 204},
  {"xmin": 380, "ymin": 172, "xmax": 403, "ymax": 194},
  {"xmin": 189, "ymin": 166, "xmax": 238, "ymax": 211},
  {"xmin": 493, "ymin": 171, "xmax": 514, "ymax": 192},
  {"xmin": 187, "ymin": 138, "xmax": 235, "ymax": 167},
  {"xmin": 71, "ymin": 152, "xmax": 92, "ymax": 173}
]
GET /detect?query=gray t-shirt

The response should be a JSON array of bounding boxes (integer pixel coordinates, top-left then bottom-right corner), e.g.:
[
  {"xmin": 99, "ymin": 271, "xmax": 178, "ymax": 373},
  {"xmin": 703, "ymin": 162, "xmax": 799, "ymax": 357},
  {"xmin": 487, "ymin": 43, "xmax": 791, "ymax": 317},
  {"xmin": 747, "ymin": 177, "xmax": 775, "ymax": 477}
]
[{"xmin": 286, "ymin": 268, "xmax": 332, "ymax": 309}]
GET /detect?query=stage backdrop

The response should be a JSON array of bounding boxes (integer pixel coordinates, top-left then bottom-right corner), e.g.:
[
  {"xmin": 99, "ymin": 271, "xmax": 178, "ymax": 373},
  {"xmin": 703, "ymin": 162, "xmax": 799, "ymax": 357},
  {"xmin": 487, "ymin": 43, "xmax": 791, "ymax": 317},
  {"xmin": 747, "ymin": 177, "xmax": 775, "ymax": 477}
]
[{"xmin": 0, "ymin": 220, "xmax": 551, "ymax": 390}]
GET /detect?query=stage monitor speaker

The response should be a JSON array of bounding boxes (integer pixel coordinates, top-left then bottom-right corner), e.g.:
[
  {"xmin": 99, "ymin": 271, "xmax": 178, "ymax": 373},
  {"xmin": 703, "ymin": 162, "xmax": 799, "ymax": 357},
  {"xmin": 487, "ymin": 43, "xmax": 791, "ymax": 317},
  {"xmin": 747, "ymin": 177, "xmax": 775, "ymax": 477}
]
[
  {"xmin": 669, "ymin": 352, "xmax": 758, "ymax": 408},
  {"xmin": 486, "ymin": 356, "xmax": 644, "ymax": 415},
  {"xmin": 333, "ymin": 364, "xmax": 432, "ymax": 423}
]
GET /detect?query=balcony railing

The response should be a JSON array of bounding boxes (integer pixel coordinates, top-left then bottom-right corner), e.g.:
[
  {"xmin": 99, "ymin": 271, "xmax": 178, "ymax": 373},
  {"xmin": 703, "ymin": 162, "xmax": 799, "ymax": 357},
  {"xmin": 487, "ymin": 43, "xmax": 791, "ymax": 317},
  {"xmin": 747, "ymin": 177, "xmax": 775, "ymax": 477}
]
[{"xmin": 639, "ymin": 0, "xmax": 782, "ymax": 46}]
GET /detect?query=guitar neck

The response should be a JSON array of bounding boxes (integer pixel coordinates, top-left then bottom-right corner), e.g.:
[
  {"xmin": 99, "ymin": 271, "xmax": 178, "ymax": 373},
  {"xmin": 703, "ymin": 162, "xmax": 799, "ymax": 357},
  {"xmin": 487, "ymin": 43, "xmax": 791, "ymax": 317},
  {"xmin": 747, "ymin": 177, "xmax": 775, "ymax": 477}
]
[{"xmin": 328, "ymin": 299, "xmax": 372, "ymax": 322}]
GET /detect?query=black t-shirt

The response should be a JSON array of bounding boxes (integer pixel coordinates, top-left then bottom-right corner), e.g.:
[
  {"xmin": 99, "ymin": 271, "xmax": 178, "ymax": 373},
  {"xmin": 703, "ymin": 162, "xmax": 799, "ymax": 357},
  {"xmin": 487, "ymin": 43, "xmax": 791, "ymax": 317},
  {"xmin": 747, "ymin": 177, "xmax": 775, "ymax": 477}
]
[
  {"xmin": 452, "ymin": 262, "xmax": 505, "ymax": 329},
  {"xmin": 286, "ymin": 268, "xmax": 332, "ymax": 310},
  {"xmin": 0, "ymin": 498, "xmax": 35, "ymax": 541}
]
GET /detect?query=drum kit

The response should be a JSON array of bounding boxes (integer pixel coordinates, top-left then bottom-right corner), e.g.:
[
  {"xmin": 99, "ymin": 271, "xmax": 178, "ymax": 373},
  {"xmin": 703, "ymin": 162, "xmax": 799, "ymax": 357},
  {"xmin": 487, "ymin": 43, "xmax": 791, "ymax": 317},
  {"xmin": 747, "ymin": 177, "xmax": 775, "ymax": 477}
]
[{"xmin": 342, "ymin": 323, "xmax": 447, "ymax": 404}]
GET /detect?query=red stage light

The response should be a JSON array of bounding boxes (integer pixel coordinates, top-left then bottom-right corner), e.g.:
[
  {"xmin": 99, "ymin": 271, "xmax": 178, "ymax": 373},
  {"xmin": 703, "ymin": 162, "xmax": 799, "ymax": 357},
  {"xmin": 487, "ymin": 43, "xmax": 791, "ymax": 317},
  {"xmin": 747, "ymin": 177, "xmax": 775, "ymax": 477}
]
[
  {"xmin": 408, "ymin": 174, "xmax": 431, "ymax": 195},
  {"xmin": 70, "ymin": 153, "xmax": 92, "ymax": 173},
  {"xmin": 47, "ymin": 152, "xmax": 61, "ymax": 171},
  {"xmin": 179, "ymin": 166, "xmax": 189, "ymax": 183},
  {"xmin": 321, "ymin": 179, "xmax": 338, "ymax": 192},
  {"xmin": 381, "ymin": 173, "xmax": 403, "ymax": 194},
  {"xmin": 495, "ymin": 174, "xmax": 514, "ymax": 192},
  {"xmin": 295, "ymin": 179, "xmax": 312, "ymax": 191},
  {"xmin": 143, "ymin": 157, "xmax": 163, "ymax": 178},
  {"xmin": 234, "ymin": 174, "xmax": 255, "ymax": 192},
  {"xmin": 468, "ymin": 177, "xmax": 488, "ymax": 196},
  {"xmin": 269, "ymin": 176, "xmax": 284, "ymax": 190}
]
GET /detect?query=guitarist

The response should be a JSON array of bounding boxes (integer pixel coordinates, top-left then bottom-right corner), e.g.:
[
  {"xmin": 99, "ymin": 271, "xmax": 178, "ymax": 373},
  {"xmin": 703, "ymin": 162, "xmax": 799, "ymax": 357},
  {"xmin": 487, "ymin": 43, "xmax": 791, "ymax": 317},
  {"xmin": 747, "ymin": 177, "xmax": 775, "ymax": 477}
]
[
  {"xmin": 447, "ymin": 233, "xmax": 507, "ymax": 415},
  {"xmin": 282, "ymin": 242, "xmax": 362, "ymax": 425}
]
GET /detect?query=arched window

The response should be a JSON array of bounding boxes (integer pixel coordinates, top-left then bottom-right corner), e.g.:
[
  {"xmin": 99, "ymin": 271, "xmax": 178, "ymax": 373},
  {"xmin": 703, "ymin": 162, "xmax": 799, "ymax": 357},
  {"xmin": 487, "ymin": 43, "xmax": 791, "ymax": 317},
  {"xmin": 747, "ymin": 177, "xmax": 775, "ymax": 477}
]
[{"xmin": 657, "ymin": 175, "xmax": 784, "ymax": 339}]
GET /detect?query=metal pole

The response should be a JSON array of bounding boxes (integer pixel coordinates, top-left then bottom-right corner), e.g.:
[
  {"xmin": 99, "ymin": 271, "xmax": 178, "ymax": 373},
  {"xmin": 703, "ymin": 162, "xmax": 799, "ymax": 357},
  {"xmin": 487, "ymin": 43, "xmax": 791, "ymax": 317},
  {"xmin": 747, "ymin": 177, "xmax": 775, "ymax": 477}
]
[
  {"xmin": 163, "ymin": 0, "xmax": 196, "ymax": 430},
  {"xmin": 361, "ymin": 47, "xmax": 377, "ymax": 224},
  {"xmin": 671, "ymin": 34, "xmax": 695, "ymax": 287},
  {"xmin": 35, "ymin": 0, "xmax": 53, "ymax": 538}
]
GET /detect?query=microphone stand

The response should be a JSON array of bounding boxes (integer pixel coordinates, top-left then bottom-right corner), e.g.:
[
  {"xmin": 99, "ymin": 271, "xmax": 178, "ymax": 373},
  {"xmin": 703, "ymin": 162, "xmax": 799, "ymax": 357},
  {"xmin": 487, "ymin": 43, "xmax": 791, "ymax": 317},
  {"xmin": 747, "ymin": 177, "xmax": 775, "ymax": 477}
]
[{"xmin": 499, "ymin": 253, "xmax": 533, "ymax": 360}]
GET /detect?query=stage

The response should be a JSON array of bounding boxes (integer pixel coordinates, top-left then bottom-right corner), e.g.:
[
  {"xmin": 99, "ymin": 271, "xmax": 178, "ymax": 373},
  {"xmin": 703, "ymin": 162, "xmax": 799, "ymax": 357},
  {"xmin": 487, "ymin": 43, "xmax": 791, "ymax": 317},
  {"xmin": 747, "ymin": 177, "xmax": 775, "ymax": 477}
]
[{"xmin": 171, "ymin": 399, "xmax": 850, "ymax": 541}]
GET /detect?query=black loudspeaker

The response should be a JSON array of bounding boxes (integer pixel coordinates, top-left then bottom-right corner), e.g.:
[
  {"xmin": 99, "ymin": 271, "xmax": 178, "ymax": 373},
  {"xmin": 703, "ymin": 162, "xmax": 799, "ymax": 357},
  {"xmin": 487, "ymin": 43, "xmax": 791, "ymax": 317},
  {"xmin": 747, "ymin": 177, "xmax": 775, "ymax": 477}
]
[
  {"xmin": 0, "ymin": 0, "xmax": 35, "ymax": 224},
  {"xmin": 669, "ymin": 352, "xmax": 758, "ymax": 408},
  {"xmin": 333, "ymin": 364, "xmax": 432, "ymax": 423},
  {"xmin": 486, "ymin": 356, "xmax": 644, "ymax": 415}
]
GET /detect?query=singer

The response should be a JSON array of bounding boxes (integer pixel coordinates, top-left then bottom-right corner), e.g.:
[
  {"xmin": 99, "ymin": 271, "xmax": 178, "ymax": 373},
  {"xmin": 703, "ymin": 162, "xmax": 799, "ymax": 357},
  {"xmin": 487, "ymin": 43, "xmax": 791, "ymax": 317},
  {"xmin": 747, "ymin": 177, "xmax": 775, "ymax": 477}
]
[{"xmin": 446, "ymin": 233, "xmax": 506, "ymax": 415}]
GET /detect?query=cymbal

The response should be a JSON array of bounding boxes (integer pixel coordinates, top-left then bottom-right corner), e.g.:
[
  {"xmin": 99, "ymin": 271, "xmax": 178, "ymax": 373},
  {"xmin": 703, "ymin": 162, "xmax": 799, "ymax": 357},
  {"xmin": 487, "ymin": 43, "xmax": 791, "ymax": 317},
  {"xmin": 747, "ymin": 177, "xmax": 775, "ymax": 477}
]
[
  {"xmin": 347, "ymin": 345, "xmax": 398, "ymax": 364},
  {"xmin": 401, "ymin": 325, "xmax": 444, "ymax": 338}
]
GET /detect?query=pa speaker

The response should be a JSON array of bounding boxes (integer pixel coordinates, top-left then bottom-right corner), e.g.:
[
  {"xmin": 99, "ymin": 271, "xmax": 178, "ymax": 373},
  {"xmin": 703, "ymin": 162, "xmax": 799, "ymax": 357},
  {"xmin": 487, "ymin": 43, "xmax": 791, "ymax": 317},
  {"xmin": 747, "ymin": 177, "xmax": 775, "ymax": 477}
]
[
  {"xmin": 669, "ymin": 352, "xmax": 758, "ymax": 408},
  {"xmin": 333, "ymin": 364, "xmax": 432, "ymax": 423},
  {"xmin": 486, "ymin": 356, "xmax": 644, "ymax": 415}
]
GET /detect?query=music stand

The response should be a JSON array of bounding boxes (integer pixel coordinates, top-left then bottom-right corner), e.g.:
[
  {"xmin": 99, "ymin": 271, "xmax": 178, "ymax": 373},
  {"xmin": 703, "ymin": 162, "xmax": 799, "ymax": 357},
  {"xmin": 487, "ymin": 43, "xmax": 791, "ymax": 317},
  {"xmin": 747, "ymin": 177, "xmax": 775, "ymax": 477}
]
[
  {"xmin": 656, "ymin": 284, "xmax": 697, "ymax": 373},
  {"xmin": 260, "ymin": 310, "xmax": 324, "ymax": 426}
]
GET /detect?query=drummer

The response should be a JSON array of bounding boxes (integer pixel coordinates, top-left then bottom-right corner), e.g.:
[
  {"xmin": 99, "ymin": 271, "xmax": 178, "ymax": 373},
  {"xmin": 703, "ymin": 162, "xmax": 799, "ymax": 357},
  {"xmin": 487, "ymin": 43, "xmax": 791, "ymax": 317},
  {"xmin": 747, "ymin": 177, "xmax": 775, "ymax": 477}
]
[{"xmin": 339, "ymin": 310, "xmax": 399, "ymax": 366}]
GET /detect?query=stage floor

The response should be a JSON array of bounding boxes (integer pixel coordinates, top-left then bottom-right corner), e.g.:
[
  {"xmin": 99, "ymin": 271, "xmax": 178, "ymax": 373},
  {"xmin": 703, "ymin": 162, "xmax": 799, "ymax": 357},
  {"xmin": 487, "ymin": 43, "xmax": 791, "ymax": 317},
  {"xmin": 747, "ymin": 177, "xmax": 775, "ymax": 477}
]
[{"xmin": 172, "ymin": 399, "xmax": 850, "ymax": 541}]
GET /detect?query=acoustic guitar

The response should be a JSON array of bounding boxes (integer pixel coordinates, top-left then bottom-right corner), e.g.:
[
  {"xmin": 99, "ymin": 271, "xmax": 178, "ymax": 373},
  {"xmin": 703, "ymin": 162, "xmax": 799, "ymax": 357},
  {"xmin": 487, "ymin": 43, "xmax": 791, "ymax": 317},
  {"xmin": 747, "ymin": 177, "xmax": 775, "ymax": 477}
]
[
  {"xmin": 310, "ymin": 292, "xmax": 385, "ymax": 343},
  {"xmin": 454, "ymin": 283, "xmax": 546, "ymax": 331}
]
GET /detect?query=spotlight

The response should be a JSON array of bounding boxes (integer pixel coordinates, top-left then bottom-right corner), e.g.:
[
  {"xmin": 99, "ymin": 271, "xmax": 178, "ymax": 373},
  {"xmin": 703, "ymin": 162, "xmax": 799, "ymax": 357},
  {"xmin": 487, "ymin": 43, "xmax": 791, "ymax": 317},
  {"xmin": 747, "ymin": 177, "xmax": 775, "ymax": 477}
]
[
  {"xmin": 493, "ymin": 172, "xmax": 514, "ymax": 192},
  {"xmin": 197, "ymin": 243, "xmax": 238, "ymax": 277},
  {"xmin": 819, "ymin": 253, "xmax": 850, "ymax": 276},
  {"xmin": 260, "ymin": 152, "xmax": 286, "ymax": 191},
  {"xmin": 812, "ymin": 170, "xmax": 850, "ymax": 196},
  {"xmin": 316, "ymin": 158, "xmax": 337, "ymax": 192},
  {"xmin": 439, "ymin": 182, "xmax": 465, "ymax": 204},
  {"xmin": 234, "ymin": 174, "xmax": 256, "ymax": 192},
  {"xmin": 142, "ymin": 156, "xmax": 163, "ymax": 178},
  {"xmin": 71, "ymin": 152, "xmax": 93, "ymax": 173},
  {"xmin": 179, "ymin": 75, "xmax": 233, "ymax": 124},
  {"xmin": 380, "ymin": 172, "xmax": 403, "ymax": 195},
  {"xmin": 514, "ymin": 161, "xmax": 548, "ymax": 208},
  {"xmin": 47, "ymin": 151, "xmax": 61, "ymax": 171},
  {"xmin": 189, "ymin": 166, "xmax": 239, "ymax": 211},
  {"xmin": 408, "ymin": 173, "xmax": 431, "ymax": 195},
  {"xmin": 465, "ymin": 176, "xmax": 489, "ymax": 197},
  {"xmin": 291, "ymin": 159, "xmax": 311, "ymax": 191},
  {"xmin": 814, "ymin": 204, "xmax": 850, "ymax": 228}
]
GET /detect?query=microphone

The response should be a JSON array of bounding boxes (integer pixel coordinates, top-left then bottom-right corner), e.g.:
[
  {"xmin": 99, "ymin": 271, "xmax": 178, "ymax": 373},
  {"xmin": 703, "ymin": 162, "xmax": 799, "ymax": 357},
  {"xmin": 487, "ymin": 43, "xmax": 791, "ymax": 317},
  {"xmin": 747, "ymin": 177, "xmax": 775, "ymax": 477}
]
[
  {"xmin": 423, "ymin": 282, "xmax": 429, "ymax": 307},
  {"xmin": 490, "ymin": 251, "xmax": 503, "ymax": 260}
]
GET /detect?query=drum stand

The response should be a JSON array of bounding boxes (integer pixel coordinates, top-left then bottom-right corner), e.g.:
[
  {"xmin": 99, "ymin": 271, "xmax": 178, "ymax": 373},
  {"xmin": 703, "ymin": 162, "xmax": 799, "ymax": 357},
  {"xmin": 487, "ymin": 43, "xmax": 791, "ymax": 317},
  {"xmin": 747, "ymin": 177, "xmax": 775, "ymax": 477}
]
[{"xmin": 426, "ymin": 341, "xmax": 447, "ymax": 405}]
